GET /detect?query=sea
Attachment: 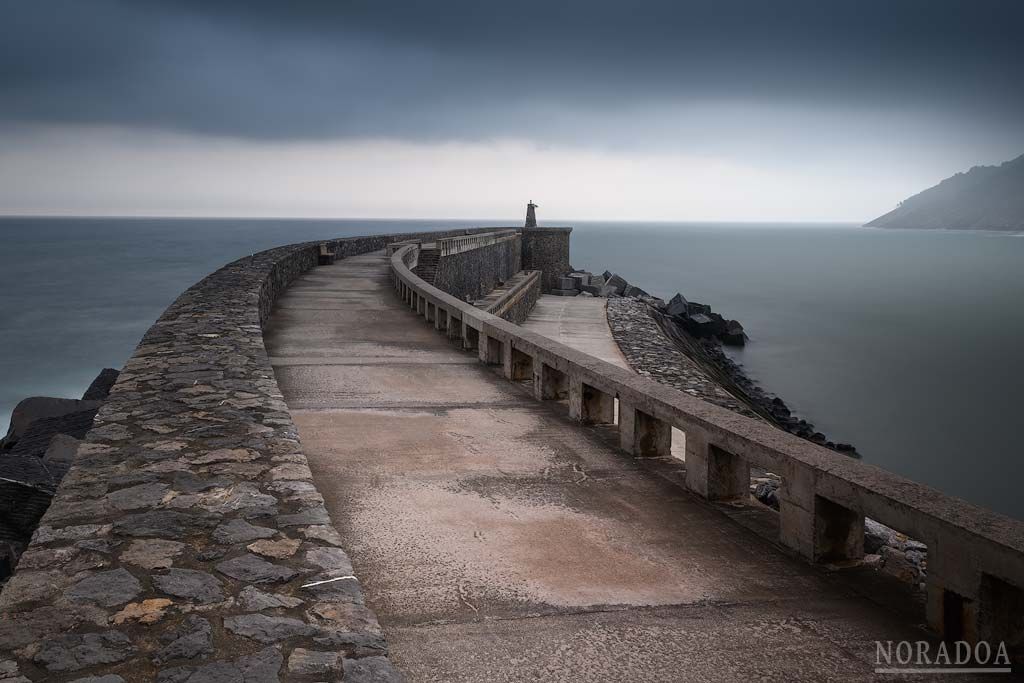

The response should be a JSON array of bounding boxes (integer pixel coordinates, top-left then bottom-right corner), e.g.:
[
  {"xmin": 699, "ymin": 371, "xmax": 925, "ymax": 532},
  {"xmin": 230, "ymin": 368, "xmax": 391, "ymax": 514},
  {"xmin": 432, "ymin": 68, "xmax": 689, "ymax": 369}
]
[{"xmin": 2, "ymin": 217, "xmax": 1023, "ymax": 520}]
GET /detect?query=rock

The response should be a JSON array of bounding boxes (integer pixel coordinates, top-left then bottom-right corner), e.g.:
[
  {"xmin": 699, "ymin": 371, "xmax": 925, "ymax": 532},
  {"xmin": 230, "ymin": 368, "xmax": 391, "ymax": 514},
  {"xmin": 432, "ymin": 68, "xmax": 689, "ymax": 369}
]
[
  {"xmin": 623, "ymin": 284, "xmax": 649, "ymax": 297},
  {"xmin": 2, "ymin": 397, "xmax": 100, "ymax": 450},
  {"xmin": 721, "ymin": 320, "xmax": 746, "ymax": 347},
  {"xmin": 82, "ymin": 368, "xmax": 120, "ymax": 401},
  {"xmin": 173, "ymin": 471, "xmax": 233, "ymax": 494},
  {"xmin": 114, "ymin": 510, "xmax": 219, "ymax": 537},
  {"xmin": 666, "ymin": 293, "xmax": 689, "ymax": 318},
  {"xmin": 864, "ymin": 519, "xmax": 894, "ymax": 554},
  {"xmin": 158, "ymin": 649, "xmax": 280, "ymax": 683},
  {"xmin": 601, "ymin": 270, "xmax": 613, "ymax": 280},
  {"xmin": 247, "ymin": 538, "xmax": 300, "ymax": 559},
  {"xmin": 299, "ymin": 525, "xmax": 345, "ymax": 546},
  {"xmin": 683, "ymin": 313, "xmax": 716, "ymax": 337},
  {"xmin": 880, "ymin": 546, "xmax": 918, "ymax": 583},
  {"xmin": 34, "ymin": 631, "xmax": 134, "ymax": 672},
  {"xmin": 753, "ymin": 480, "xmax": 780, "ymax": 510},
  {"xmin": 309, "ymin": 601, "xmax": 381, "ymax": 634},
  {"xmin": 213, "ymin": 519, "xmax": 276, "ymax": 544},
  {"xmin": 580, "ymin": 284, "xmax": 602, "ymax": 296},
  {"xmin": 107, "ymin": 482, "xmax": 170, "ymax": 511},
  {"xmin": 236, "ymin": 648, "xmax": 283, "ymax": 683},
  {"xmin": 287, "ymin": 648, "xmax": 343, "ymax": 676},
  {"xmin": 153, "ymin": 615, "xmax": 213, "ymax": 664},
  {"xmin": 304, "ymin": 546, "xmax": 354, "ymax": 573},
  {"xmin": 223, "ymin": 614, "xmax": 315, "ymax": 643},
  {"xmin": 153, "ymin": 569, "xmax": 225, "ymax": 604},
  {"xmin": 557, "ymin": 276, "xmax": 578, "ymax": 291},
  {"xmin": 190, "ymin": 449, "xmax": 258, "ymax": 465},
  {"xmin": 278, "ymin": 506, "xmax": 331, "ymax": 527},
  {"xmin": 112, "ymin": 598, "xmax": 174, "ymax": 625},
  {"xmin": 686, "ymin": 300, "xmax": 711, "ymax": 316},
  {"xmin": 42, "ymin": 434, "xmax": 80, "ymax": 470},
  {"xmin": 121, "ymin": 539, "xmax": 186, "ymax": 569},
  {"xmin": 70, "ymin": 676, "xmax": 126, "ymax": 683},
  {"xmin": 157, "ymin": 662, "xmax": 243, "ymax": 683},
  {"xmin": 862, "ymin": 553, "xmax": 883, "ymax": 569},
  {"xmin": 216, "ymin": 554, "xmax": 298, "ymax": 583},
  {"xmin": 237, "ymin": 586, "xmax": 303, "ymax": 611},
  {"xmin": 605, "ymin": 273, "xmax": 628, "ymax": 295},
  {"xmin": 343, "ymin": 656, "xmax": 404, "ymax": 683},
  {"xmin": 67, "ymin": 568, "xmax": 142, "ymax": 607}
]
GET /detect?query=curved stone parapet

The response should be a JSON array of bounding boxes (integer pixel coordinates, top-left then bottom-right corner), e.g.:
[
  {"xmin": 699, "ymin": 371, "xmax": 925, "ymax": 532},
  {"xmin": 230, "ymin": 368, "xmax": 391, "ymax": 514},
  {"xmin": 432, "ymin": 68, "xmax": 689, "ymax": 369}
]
[
  {"xmin": 0, "ymin": 228, "xmax": 506, "ymax": 682},
  {"xmin": 390, "ymin": 243, "xmax": 1024, "ymax": 646}
]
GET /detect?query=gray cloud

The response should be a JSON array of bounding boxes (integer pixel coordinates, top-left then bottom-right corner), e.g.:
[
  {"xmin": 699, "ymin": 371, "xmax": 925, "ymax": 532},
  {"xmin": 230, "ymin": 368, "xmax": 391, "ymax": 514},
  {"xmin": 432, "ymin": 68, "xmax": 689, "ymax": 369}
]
[{"xmin": 2, "ymin": 0, "xmax": 1022, "ymax": 151}]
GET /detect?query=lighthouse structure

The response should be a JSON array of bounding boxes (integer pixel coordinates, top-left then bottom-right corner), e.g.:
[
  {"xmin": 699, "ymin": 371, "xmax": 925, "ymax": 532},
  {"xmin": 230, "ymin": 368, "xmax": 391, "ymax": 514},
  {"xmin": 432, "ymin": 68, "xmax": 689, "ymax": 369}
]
[{"xmin": 525, "ymin": 200, "xmax": 538, "ymax": 227}]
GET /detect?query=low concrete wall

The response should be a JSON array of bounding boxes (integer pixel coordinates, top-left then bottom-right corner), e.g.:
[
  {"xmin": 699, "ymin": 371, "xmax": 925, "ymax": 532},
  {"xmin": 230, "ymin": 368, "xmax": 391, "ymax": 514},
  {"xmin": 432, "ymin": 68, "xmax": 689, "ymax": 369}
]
[
  {"xmin": 392, "ymin": 244, "xmax": 1024, "ymax": 648},
  {"xmin": 0, "ymin": 227, "xmax": 504, "ymax": 682},
  {"xmin": 432, "ymin": 232, "xmax": 522, "ymax": 301},
  {"xmin": 483, "ymin": 271, "xmax": 542, "ymax": 324}
]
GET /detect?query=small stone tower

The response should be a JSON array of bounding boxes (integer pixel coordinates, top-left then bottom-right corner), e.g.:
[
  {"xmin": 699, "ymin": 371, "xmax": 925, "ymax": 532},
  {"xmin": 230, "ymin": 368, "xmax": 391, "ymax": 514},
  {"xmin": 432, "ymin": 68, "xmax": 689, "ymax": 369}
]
[{"xmin": 525, "ymin": 201, "xmax": 538, "ymax": 228}]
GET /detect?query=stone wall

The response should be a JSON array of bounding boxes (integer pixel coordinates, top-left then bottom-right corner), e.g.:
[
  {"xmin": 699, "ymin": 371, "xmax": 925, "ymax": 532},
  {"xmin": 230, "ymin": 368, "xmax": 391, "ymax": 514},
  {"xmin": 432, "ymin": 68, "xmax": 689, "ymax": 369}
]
[
  {"xmin": 483, "ymin": 271, "xmax": 542, "ymax": 324},
  {"xmin": 432, "ymin": 234, "xmax": 522, "ymax": 301},
  {"xmin": 521, "ymin": 227, "xmax": 571, "ymax": 292},
  {"xmin": 0, "ymin": 227, "xmax": 505, "ymax": 683}
]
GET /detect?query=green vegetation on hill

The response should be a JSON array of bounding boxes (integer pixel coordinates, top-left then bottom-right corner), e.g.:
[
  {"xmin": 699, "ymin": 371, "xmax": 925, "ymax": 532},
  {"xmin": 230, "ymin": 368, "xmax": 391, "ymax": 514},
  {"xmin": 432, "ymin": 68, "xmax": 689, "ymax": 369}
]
[{"xmin": 866, "ymin": 153, "xmax": 1024, "ymax": 231}]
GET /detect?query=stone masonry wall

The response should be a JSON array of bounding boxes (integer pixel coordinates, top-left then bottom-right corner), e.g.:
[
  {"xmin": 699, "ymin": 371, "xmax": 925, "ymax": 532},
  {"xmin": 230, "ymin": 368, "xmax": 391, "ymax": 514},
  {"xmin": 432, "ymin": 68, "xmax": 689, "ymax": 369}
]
[
  {"xmin": 485, "ymin": 271, "xmax": 542, "ymax": 324},
  {"xmin": 0, "ymin": 227, "xmax": 503, "ymax": 683},
  {"xmin": 520, "ymin": 227, "xmax": 571, "ymax": 292},
  {"xmin": 432, "ymin": 234, "xmax": 522, "ymax": 301}
]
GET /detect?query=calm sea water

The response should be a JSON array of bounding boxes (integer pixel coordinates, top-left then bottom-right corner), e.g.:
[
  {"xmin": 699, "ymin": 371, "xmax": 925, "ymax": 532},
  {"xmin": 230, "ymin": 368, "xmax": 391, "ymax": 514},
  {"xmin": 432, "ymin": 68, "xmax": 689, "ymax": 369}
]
[{"xmin": 2, "ymin": 218, "xmax": 1023, "ymax": 520}]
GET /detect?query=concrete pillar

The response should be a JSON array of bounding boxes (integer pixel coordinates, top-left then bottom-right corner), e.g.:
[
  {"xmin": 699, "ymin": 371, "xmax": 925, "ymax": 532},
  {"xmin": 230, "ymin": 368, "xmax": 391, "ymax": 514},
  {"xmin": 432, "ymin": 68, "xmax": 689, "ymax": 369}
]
[
  {"xmin": 534, "ymin": 362, "xmax": 568, "ymax": 401},
  {"xmin": 777, "ymin": 471, "xmax": 863, "ymax": 564},
  {"xmin": 434, "ymin": 307, "xmax": 446, "ymax": 331},
  {"xmin": 479, "ymin": 334, "xmax": 502, "ymax": 365},
  {"xmin": 619, "ymin": 402, "xmax": 672, "ymax": 456},
  {"xmin": 447, "ymin": 314, "xmax": 462, "ymax": 341},
  {"xmin": 503, "ymin": 342, "xmax": 533, "ymax": 381},
  {"xmin": 575, "ymin": 382, "xmax": 614, "ymax": 424},
  {"xmin": 462, "ymin": 322, "xmax": 479, "ymax": 351},
  {"xmin": 925, "ymin": 551, "xmax": 980, "ymax": 643},
  {"xmin": 685, "ymin": 433, "xmax": 748, "ymax": 500}
]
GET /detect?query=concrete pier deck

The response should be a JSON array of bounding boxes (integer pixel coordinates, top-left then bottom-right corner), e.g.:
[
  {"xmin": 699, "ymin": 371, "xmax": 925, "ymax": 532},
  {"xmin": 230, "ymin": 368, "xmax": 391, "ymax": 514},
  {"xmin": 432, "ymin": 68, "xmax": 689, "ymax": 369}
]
[{"xmin": 264, "ymin": 253, "xmax": 929, "ymax": 682}]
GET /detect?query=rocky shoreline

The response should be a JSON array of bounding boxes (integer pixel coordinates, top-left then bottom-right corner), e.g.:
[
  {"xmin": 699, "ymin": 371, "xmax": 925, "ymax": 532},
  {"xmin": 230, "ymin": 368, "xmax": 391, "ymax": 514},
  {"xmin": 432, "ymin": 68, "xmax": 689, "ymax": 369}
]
[{"xmin": 573, "ymin": 266, "xmax": 926, "ymax": 591}]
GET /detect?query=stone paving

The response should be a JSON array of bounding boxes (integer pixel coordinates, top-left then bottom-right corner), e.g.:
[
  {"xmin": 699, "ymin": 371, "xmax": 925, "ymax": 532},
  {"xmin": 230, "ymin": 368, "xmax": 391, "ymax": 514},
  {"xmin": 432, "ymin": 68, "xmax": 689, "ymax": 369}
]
[
  {"xmin": 264, "ymin": 251, "xmax": 937, "ymax": 682},
  {"xmin": 0, "ymin": 239, "xmax": 412, "ymax": 682}
]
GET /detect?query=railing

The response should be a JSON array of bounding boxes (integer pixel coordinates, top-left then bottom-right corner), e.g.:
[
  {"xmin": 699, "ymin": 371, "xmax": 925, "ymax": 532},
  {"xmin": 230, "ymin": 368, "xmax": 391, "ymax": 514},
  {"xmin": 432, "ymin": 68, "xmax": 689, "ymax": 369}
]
[
  {"xmin": 391, "ymin": 242, "xmax": 1024, "ymax": 646},
  {"xmin": 437, "ymin": 229, "xmax": 519, "ymax": 257}
]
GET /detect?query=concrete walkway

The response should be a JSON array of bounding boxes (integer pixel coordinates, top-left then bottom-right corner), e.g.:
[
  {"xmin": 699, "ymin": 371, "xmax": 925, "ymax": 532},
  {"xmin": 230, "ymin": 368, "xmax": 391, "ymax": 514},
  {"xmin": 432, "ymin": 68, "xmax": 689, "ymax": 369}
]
[
  {"xmin": 521, "ymin": 295, "xmax": 631, "ymax": 369},
  {"xmin": 264, "ymin": 253, "xmax": 927, "ymax": 682}
]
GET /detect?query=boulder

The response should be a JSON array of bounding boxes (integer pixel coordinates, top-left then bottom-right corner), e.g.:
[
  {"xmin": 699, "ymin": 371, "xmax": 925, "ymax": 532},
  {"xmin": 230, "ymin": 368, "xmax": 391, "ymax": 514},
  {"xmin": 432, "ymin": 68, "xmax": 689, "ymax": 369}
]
[
  {"xmin": 686, "ymin": 301, "xmax": 711, "ymax": 316},
  {"xmin": 605, "ymin": 274, "xmax": 628, "ymax": 295},
  {"xmin": 721, "ymin": 320, "xmax": 746, "ymax": 346},
  {"xmin": 581, "ymin": 284, "xmax": 603, "ymax": 296},
  {"xmin": 623, "ymin": 284, "xmax": 649, "ymax": 298},
  {"xmin": 557, "ymin": 276, "xmax": 579, "ymax": 291},
  {"xmin": 82, "ymin": 368, "xmax": 119, "ymax": 401},
  {"xmin": 598, "ymin": 285, "xmax": 621, "ymax": 298},
  {"xmin": 666, "ymin": 293, "xmax": 689, "ymax": 318},
  {"xmin": 2, "ymin": 397, "xmax": 100, "ymax": 450},
  {"xmin": 590, "ymin": 275, "xmax": 606, "ymax": 287},
  {"xmin": 568, "ymin": 272, "xmax": 591, "ymax": 287},
  {"xmin": 683, "ymin": 313, "xmax": 716, "ymax": 337},
  {"xmin": 602, "ymin": 270, "xmax": 613, "ymax": 280},
  {"xmin": 42, "ymin": 434, "xmax": 80, "ymax": 472}
]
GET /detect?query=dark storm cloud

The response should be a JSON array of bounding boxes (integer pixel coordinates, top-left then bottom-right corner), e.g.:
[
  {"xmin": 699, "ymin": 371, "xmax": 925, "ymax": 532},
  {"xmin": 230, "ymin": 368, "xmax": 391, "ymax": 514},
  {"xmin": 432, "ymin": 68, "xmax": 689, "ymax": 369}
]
[{"xmin": 2, "ymin": 0, "xmax": 1023, "ymax": 144}]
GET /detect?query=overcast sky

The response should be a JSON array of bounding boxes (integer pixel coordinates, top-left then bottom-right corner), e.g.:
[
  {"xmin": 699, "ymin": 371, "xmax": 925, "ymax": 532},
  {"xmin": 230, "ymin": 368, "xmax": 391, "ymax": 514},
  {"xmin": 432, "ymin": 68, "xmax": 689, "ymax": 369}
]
[{"xmin": 1, "ymin": 0, "xmax": 1022, "ymax": 221}]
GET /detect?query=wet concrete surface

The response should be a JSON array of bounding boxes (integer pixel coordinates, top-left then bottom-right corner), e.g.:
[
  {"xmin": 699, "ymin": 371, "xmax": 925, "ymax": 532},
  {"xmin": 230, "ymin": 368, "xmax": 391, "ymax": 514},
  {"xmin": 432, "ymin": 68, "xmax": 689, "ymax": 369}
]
[{"xmin": 264, "ymin": 252, "xmax": 937, "ymax": 682}]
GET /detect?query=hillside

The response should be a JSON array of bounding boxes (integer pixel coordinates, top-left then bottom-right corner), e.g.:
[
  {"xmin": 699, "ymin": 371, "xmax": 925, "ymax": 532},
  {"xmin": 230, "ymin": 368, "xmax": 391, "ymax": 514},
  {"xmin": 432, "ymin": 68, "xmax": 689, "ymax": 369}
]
[{"xmin": 866, "ymin": 153, "xmax": 1024, "ymax": 231}]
